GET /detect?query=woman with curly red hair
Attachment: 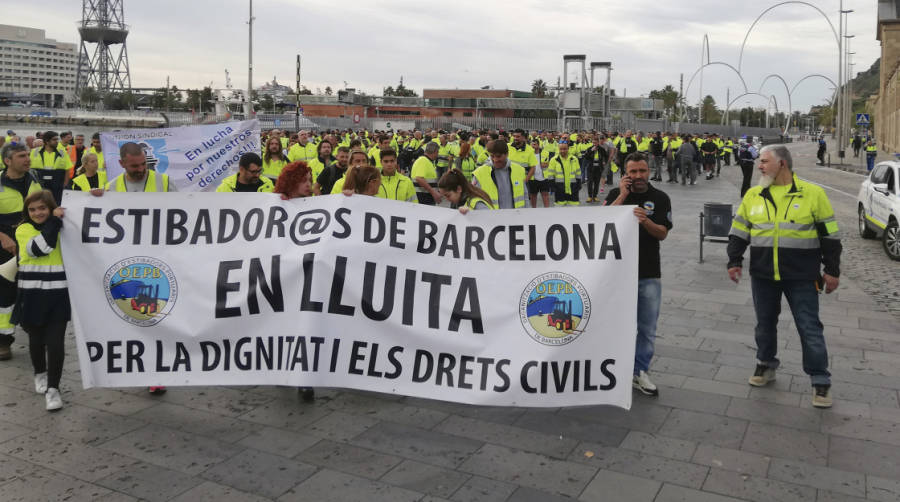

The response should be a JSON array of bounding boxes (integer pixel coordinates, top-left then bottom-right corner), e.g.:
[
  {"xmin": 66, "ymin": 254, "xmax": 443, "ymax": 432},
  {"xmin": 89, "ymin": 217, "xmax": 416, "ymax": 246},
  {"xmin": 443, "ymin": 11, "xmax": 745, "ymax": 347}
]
[
  {"xmin": 274, "ymin": 161, "xmax": 312, "ymax": 200},
  {"xmin": 273, "ymin": 161, "xmax": 315, "ymax": 402}
]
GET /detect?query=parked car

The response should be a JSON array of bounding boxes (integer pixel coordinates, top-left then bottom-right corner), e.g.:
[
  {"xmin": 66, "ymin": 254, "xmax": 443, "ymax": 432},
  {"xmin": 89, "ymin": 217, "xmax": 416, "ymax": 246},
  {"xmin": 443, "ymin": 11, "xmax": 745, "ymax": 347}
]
[{"xmin": 857, "ymin": 160, "xmax": 900, "ymax": 260}]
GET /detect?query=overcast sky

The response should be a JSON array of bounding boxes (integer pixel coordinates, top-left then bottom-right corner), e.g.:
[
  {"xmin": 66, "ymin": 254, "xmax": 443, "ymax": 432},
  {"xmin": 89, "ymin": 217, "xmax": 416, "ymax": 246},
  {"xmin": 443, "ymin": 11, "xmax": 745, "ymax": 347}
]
[{"xmin": 10, "ymin": 0, "xmax": 881, "ymax": 114}]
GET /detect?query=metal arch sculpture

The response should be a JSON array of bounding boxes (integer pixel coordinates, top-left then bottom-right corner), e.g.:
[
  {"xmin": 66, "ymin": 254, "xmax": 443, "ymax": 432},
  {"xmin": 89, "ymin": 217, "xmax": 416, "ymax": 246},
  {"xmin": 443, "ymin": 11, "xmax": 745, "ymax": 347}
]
[
  {"xmin": 723, "ymin": 92, "xmax": 781, "ymax": 128},
  {"xmin": 737, "ymin": 1, "xmax": 840, "ymax": 74},
  {"xmin": 757, "ymin": 74, "xmax": 793, "ymax": 132},
  {"xmin": 687, "ymin": 4, "xmax": 839, "ymax": 134},
  {"xmin": 698, "ymin": 34, "xmax": 712, "ymax": 120},
  {"xmin": 788, "ymin": 73, "xmax": 837, "ymax": 96},
  {"xmin": 684, "ymin": 61, "xmax": 750, "ymax": 106}
]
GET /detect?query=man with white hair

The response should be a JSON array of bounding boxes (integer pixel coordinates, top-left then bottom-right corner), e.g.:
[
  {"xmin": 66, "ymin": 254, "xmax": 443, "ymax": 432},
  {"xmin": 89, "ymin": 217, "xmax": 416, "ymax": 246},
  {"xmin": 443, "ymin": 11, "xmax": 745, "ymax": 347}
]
[
  {"xmin": 727, "ymin": 145, "xmax": 841, "ymax": 408},
  {"xmin": 288, "ymin": 130, "xmax": 317, "ymax": 164}
]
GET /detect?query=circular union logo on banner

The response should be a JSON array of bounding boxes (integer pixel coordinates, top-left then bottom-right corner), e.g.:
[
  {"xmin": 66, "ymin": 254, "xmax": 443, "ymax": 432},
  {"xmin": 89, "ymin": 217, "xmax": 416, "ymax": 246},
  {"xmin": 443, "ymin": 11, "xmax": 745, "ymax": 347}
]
[
  {"xmin": 104, "ymin": 256, "xmax": 178, "ymax": 327},
  {"xmin": 519, "ymin": 272, "xmax": 591, "ymax": 346}
]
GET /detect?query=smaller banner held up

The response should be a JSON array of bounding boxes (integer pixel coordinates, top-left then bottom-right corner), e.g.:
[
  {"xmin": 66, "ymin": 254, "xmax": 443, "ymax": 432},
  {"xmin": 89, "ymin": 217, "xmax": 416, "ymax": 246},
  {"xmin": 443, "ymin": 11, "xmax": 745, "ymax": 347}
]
[{"xmin": 101, "ymin": 120, "xmax": 260, "ymax": 192}]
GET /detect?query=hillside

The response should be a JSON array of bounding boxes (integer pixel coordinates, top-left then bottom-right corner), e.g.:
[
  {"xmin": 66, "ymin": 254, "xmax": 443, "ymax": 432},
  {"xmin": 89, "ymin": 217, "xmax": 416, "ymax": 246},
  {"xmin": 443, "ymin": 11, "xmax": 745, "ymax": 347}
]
[{"xmin": 850, "ymin": 58, "xmax": 880, "ymax": 112}]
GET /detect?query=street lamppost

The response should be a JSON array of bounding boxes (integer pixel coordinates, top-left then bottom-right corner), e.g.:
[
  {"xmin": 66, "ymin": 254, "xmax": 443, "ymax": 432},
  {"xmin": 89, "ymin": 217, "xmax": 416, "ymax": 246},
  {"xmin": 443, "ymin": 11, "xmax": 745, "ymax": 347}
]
[
  {"xmin": 837, "ymin": 6, "xmax": 853, "ymax": 160},
  {"xmin": 848, "ymin": 57, "xmax": 856, "ymax": 138},
  {"xmin": 845, "ymin": 39, "xmax": 856, "ymax": 142}
]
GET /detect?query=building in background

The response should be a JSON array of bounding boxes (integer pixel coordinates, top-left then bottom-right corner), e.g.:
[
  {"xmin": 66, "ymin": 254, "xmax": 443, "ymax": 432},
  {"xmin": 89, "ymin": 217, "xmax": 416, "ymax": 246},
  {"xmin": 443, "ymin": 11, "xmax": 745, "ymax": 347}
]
[
  {"xmin": 870, "ymin": 0, "xmax": 899, "ymax": 153},
  {"xmin": 256, "ymin": 77, "xmax": 293, "ymax": 102},
  {"xmin": 292, "ymin": 88, "xmax": 663, "ymax": 128},
  {"xmin": 0, "ymin": 24, "xmax": 78, "ymax": 107}
]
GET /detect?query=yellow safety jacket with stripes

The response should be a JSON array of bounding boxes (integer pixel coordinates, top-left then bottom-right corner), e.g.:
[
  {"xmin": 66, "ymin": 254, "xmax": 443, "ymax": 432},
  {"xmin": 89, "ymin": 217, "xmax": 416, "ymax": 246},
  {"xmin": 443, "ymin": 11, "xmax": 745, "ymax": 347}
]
[
  {"xmin": 377, "ymin": 173, "xmax": 418, "ymax": 203},
  {"xmin": 16, "ymin": 221, "xmax": 66, "ymax": 293},
  {"xmin": 472, "ymin": 163, "xmax": 527, "ymax": 209},
  {"xmin": 728, "ymin": 174, "xmax": 841, "ymax": 281},
  {"xmin": 106, "ymin": 170, "xmax": 170, "ymax": 192},
  {"xmin": 410, "ymin": 156, "xmax": 438, "ymax": 194},
  {"xmin": 30, "ymin": 148, "xmax": 69, "ymax": 171},
  {"xmin": 508, "ymin": 143, "xmax": 537, "ymax": 173},
  {"xmin": 544, "ymin": 154, "xmax": 582, "ymax": 195},
  {"xmin": 456, "ymin": 153, "xmax": 478, "ymax": 180},
  {"xmin": 287, "ymin": 142, "xmax": 317, "ymax": 164},
  {"xmin": 436, "ymin": 143, "xmax": 454, "ymax": 170}
]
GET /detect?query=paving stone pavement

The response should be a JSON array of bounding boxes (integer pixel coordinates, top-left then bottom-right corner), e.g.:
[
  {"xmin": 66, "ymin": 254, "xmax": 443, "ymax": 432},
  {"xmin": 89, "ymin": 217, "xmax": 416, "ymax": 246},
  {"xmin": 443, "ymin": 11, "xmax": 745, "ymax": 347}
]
[{"xmin": 0, "ymin": 146, "xmax": 898, "ymax": 501}]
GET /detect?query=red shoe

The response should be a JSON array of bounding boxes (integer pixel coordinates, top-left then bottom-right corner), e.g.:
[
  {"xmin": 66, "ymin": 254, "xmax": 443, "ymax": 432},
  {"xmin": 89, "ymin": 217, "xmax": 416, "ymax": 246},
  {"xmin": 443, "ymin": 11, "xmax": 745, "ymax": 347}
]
[{"xmin": 148, "ymin": 386, "xmax": 167, "ymax": 395}]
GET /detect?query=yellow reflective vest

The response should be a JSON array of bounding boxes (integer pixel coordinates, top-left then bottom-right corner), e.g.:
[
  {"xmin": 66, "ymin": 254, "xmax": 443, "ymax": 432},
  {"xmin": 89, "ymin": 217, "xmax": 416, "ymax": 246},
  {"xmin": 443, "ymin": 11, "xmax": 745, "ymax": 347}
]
[
  {"xmin": 729, "ymin": 174, "xmax": 841, "ymax": 281},
  {"xmin": 262, "ymin": 156, "xmax": 288, "ymax": 179},
  {"xmin": 308, "ymin": 156, "xmax": 336, "ymax": 184},
  {"xmin": 31, "ymin": 148, "xmax": 68, "ymax": 171},
  {"xmin": 508, "ymin": 143, "xmax": 538, "ymax": 173},
  {"xmin": 106, "ymin": 170, "xmax": 170, "ymax": 192},
  {"xmin": 0, "ymin": 171, "xmax": 43, "ymax": 230},
  {"xmin": 377, "ymin": 173, "xmax": 418, "ymax": 203},
  {"xmin": 70, "ymin": 171, "xmax": 108, "ymax": 191},
  {"xmin": 287, "ymin": 142, "xmax": 317, "ymax": 164},
  {"xmin": 216, "ymin": 173, "xmax": 274, "ymax": 193},
  {"xmin": 16, "ymin": 221, "xmax": 66, "ymax": 292},
  {"xmin": 437, "ymin": 143, "xmax": 454, "ymax": 170},
  {"xmin": 472, "ymin": 163, "xmax": 526, "ymax": 208},
  {"xmin": 544, "ymin": 154, "xmax": 582, "ymax": 195},
  {"xmin": 410, "ymin": 156, "xmax": 438, "ymax": 194},
  {"xmin": 465, "ymin": 195, "xmax": 495, "ymax": 210},
  {"xmin": 88, "ymin": 146, "xmax": 105, "ymax": 172}
]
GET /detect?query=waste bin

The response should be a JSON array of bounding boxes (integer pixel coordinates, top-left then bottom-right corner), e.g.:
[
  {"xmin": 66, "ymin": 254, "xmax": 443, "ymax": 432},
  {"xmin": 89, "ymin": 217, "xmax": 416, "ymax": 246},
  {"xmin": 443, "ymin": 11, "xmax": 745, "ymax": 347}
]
[{"xmin": 703, "ymin": 203, "xmax": 733, "ymax": 237}]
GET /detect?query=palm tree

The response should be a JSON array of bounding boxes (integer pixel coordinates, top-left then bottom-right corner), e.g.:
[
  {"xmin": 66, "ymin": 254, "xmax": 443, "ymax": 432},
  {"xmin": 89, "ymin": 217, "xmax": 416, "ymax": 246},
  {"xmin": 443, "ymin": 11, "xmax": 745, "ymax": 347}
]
[{"xmin": 531, "ymin": 79, "xmax": 548, "ymax": 98}]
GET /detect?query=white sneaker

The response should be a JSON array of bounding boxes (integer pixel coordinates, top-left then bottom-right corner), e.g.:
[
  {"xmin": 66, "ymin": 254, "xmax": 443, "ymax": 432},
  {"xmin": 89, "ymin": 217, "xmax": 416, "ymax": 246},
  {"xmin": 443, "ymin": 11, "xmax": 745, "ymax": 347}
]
[
  {"xmin": 45, "ymin": 387, "xmax": 63, "ymax": 411},
  {"xmin": 34, "ymin": 372, "xmax": 48, "ymax": 394},
  {"xmin": 632, "ymin": 371, "xmax": 659, "ymax": 396}
]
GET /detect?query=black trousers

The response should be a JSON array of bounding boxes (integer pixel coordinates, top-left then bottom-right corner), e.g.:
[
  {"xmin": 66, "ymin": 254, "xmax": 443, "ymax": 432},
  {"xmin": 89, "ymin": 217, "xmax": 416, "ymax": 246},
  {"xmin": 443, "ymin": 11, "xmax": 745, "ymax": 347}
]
[
  {"xmin": 23, "ymin": 321, "xmax": 67, "ymax": 389},
  {"xmin": 587, "ymin": 165, "xmax": 603, "ymax": 198},
  {"xmin": 740, "ymin": 161, "xmax": 754, "ymax": 197}
]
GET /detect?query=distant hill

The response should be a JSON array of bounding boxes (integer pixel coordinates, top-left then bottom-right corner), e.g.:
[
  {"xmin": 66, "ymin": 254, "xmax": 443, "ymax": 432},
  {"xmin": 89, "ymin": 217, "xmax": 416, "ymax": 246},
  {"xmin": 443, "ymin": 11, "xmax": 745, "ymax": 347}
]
[{"xmin": 850, "ymin": 58, "xmax": 880, "ymax": 112}]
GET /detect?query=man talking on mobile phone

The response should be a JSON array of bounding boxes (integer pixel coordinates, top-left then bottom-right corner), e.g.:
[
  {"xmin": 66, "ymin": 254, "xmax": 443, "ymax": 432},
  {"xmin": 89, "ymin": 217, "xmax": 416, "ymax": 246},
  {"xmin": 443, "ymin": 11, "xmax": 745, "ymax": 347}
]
[{"xmin": 605, "ymin": 152, "xmax": 673, "ymax": 396}]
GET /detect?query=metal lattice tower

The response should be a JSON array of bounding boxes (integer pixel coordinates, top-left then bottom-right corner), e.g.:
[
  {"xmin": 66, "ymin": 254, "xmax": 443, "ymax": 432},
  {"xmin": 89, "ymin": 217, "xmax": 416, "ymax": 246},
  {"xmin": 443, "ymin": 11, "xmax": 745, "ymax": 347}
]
[{"xmin": 74, "ymin": 0, "xmax": 132, "ymax": 106}]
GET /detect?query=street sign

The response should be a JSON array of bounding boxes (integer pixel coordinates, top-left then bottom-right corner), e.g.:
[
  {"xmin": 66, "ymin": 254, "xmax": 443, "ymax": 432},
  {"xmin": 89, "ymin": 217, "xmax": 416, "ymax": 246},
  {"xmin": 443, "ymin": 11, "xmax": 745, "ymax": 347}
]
[
  {"xmin": 353, "ymin": 113, "xmax": 360, "ymax": 124},
  {"xmin": 856, "ymin": 113, "xmax": 870, "ymax": 125}
]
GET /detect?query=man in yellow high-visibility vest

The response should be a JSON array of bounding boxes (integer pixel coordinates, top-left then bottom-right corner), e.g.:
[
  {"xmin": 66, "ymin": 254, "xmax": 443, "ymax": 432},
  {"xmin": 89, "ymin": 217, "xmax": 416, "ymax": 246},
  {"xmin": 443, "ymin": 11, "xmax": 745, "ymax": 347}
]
[{"xmin": 728, "ymin": 145, "xmax": 841, "ymax": 408}]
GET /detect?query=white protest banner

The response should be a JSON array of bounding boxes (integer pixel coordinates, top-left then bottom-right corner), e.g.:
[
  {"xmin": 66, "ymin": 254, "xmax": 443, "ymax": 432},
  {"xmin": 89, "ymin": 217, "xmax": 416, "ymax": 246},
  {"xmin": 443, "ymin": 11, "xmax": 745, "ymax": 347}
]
[
  {"xmin": 60, "ymin": 192, "xmax": 638, "ymax": 408},
  {"xmin": 100, "ymin": 120, "xmax": 260, "ymax": 192}
]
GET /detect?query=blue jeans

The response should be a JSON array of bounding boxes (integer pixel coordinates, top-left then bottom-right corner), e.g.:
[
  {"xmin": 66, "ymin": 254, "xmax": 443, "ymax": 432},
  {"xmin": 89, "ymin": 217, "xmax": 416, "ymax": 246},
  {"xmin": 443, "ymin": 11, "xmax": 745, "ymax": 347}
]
[
  {"xmin": 751, "ymin": 277, "xmax": 830, "ymax": 386},
  {"xmin": 635, "ymin": 278, "xmax": 661, "ymax": 374}
]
